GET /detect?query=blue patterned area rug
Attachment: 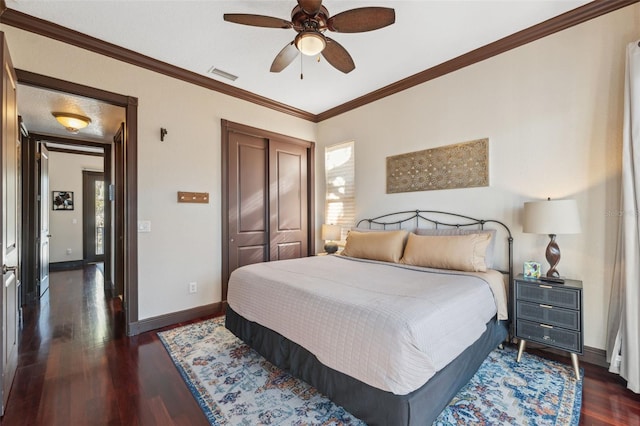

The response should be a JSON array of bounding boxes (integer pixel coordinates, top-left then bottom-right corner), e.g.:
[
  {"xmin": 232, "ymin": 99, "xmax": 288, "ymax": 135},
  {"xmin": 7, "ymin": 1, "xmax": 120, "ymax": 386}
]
[{"xmin": 158, "ymin": 317, "xmax": 582, "ymax": 425}]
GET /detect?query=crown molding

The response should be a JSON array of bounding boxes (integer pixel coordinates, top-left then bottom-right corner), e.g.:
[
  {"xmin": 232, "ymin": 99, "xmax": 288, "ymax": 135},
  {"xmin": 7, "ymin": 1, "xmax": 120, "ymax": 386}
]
[
  {"xmin": 2, "ymin": 0, "xmax": 637, "ymax": 123},
  {"xmin": 316, "ymin": 0, "xmax": 639, "ymax": 121}
]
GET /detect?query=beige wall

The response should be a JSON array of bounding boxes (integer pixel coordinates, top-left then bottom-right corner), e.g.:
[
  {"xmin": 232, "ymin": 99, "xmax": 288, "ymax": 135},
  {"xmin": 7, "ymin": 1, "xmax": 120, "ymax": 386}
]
[
  {"xmin": 1, "ymin": 25, "xmax": 316, "ymax": 320},
  {"xmin": 317, "ymin": 4, "xmax": 640, "ymax": 350},
  {"xmin": 4, "ymin": 4, "xmax": 639, "ymax": 348},
  {"xmin": 48, "ymin": 151, "xmax": 104, "ymax": 263}
]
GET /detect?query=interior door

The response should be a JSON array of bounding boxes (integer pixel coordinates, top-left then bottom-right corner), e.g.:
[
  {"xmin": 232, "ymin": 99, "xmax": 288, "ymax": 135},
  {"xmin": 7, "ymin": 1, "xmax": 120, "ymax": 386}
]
[
  {"xmin": 269, "ymin": 140, "xmax": 308, "ymax": 260},
  {"xmin": 222, "ymin": 120, "xmax": 313, "ymax": 301},
  {"xmin": 228, "ymin": 132, "xmax": 268, "ymax": 274},
  {"xmin": 38, "ymin": 144, "xmax": 49, "ymax": 298},
  {"xmin": 0, "ymin": 31, "xmax": 20, "ymax": 416},
  {"xmin": 113, "ymin": 123, "xmax": 125, "ymax": 298},
  {"xmin": 82, "ymin": 171, "xmax": 105, "ymax": 263}
]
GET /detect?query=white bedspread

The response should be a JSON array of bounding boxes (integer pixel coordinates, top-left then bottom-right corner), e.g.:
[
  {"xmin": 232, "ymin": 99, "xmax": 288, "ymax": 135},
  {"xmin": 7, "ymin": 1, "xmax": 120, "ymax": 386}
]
[{"xmin": 227, "ymin": 255, "xmax": 507, "ymax": 395}]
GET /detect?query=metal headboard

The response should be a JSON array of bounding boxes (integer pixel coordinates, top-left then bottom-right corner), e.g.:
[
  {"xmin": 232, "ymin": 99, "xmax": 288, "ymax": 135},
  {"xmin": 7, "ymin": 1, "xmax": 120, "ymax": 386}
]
[{"xmin": 356, "ymin": 209, "xmax": 514, "ymax": 324}]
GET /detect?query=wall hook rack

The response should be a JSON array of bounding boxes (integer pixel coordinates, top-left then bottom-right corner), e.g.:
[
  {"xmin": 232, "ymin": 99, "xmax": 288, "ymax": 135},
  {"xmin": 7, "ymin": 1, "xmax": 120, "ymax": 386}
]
[{"xmin": 160, "ymin": 128, "xmax": 168, "ymax": 141}]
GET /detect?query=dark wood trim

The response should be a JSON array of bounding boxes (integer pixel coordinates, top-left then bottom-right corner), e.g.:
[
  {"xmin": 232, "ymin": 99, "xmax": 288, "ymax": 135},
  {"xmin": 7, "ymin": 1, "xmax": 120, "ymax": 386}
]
[
  {"xmin": 16, "ymin": 70, "xmax": 139, "ymax": 335},
  {"xmin": 220, "ymin": 119, "xmax": 315, "ymax": 302},
  {"xmin": 220, "ymin": 121, "xmax": 230, "ymax": 302},
  {"xmin": 223, "ymin": 120, "xmax": 314, "ymax": 148},
  {"xmin": 49, "ymin": 260, "xmax": 85, "ymax": 271},
  {"xmin": 29, "ymin": 132, "xmax": 110, "ymax": 148},
  {"xmin": 2, "ymin": 10, "xmax": 315, "ymax": 122},
  {"xmin": 125, "ymin": 99, "xmax": 139, "ymax": 332},
  {"xmin": 20, "ymin": 134, "xmax": 38, "ymax": 306},
  {"xmin": 16, "ymin": 69, "xmax": 132, "ymax": 107},
  {"xmin": 103, "ymin": 143, "xmax": 112, "ymax": 288},
  {"xmin": 82, "ymin": 171, "xmax": 105, "ymax": 263},
  {"xmin": 3, "ymin": 1, "xmax": 636, "ymax": 123},
  {"xmin": 128, "ymin": 302, "xmax": 222, "ymax": 335},
  {"xmin": 45, "ymin": 146, "xmax": 103, "ymax": 157},
  {"xmin": 317, "ymin": 0, "xmax": 639, "ymax": 121}
]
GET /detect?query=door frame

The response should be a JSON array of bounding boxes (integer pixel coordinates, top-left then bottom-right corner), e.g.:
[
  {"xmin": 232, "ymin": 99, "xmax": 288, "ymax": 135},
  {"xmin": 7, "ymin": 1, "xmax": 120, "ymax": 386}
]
[
  {"xmin": 82, "ymin": 171, "xmax": 105, "ymax": 264},
  {"xmin": 220, "ymin": 119, "xmax": 315, "ymax": 302},
  {"xmin": 16, "ymin": 70, "xmax": 140, "ymax": 336}
]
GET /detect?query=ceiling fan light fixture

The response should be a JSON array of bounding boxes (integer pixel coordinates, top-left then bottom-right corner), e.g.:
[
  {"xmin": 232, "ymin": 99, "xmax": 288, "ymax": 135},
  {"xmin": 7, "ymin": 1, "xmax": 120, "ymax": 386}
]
[
  {"xmin": 52, "ymin": 112, "xmax": 92, "ymax": 133},
  {"xmin": 295, "ymin": 31, "xmax": 326, "ymax": 56}
]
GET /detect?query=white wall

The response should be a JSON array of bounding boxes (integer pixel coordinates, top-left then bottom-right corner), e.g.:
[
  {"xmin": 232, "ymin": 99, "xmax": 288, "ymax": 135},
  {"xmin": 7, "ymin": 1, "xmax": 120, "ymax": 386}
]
[
  {"xmin": 1, "ymin": 25, "xmax": 317, "ymax": 320},
  {"xmin": 48, "ymin": 151, "xmax": 103, "ymax": 263},
  {"xmin": 316, "ymin": 5, "xmax": 640, "ymax": 350}
]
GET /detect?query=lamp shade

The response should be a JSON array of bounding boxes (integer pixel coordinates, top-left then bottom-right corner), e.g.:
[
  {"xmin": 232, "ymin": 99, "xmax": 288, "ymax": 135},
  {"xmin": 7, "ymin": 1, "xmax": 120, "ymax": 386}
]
[
  {"xmin": 52, "ymin": 112, "xmax": 92, "ymax": 133},
  {"xmin": 523, "ymin": 199, "xmax": 581, "ymax": 235},
  {"xmin": 321, "ymin": 224, "xmax": 341, "ymax": 241}
]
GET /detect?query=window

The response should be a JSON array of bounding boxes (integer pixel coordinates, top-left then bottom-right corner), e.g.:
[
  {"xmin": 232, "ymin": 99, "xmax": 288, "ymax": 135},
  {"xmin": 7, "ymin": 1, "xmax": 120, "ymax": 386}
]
[{"xmin": 325, "ymin": 141, "xmax": 355, "ymax": 242}]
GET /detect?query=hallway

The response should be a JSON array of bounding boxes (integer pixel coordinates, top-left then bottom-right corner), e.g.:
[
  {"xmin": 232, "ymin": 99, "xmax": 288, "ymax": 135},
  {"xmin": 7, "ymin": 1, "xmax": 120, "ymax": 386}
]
[{"xmin": 2, "ymin": 265, "xmax": 212, "ymax": 425}]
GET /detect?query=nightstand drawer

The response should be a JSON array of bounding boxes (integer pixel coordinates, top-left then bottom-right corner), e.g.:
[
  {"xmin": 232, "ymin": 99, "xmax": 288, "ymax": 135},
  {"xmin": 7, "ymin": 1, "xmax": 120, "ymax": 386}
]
[
  {"xmin": 516, "ymin": 282, "xmax": 580, "ymax": 310},
  {"xmin": 516, "ymin": 301, "xmax": 580, "ymax": 331},
  {"xmin": 516, "ymin": 319, "xmax": 582, "ymax": 353}
]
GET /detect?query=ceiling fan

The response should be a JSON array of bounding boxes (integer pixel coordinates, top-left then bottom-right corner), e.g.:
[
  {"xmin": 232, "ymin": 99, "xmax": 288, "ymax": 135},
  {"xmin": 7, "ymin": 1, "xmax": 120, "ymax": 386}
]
[{"xmin": 224, "ymin": 0, "xmax": 395, "ymax": 74}]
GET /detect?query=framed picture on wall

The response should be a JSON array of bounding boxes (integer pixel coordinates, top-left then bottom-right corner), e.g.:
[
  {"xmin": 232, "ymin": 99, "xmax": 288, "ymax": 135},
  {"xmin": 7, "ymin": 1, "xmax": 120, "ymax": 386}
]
[{"xmin": 52, "ymin": 191, "xmax": 74, "ymax": 210}]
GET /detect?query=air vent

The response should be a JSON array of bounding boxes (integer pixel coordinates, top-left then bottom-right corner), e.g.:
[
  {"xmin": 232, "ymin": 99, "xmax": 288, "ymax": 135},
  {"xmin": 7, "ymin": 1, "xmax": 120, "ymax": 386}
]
[{"xmin": 208, "ymin": 67, "xmax": 238, "ymax": 81}]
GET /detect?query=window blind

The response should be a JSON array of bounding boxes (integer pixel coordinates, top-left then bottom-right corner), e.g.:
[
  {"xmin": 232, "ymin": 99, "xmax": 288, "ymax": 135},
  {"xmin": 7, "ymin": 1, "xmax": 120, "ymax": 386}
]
[{"xmin": 325, "ymin": 141, "xmax": 355, "ymax": 242}]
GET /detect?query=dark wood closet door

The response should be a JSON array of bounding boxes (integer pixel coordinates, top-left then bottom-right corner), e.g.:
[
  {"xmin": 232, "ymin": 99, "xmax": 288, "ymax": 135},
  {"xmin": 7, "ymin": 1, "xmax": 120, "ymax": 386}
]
[
  {"xmin": 228, "ymin": 132, "xmax": 268, "ymax": 274},
  {"xmin": 269, "ymin": 140, "xmax": 308, "ymax": 261},
  {"xmin": 222, "ymin": 120, "xmax": 314, "ymax": 302}
]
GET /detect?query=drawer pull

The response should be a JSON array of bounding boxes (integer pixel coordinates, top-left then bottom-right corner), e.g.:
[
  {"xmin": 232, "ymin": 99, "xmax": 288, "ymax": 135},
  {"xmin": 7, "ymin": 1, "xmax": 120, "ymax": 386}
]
[
  {"xmin": 539, "ymin": 284, "xmax": 553, "ymax": 289},
  {"xmin": 540, "ymin": 324, "xmax": 554, "ymax": 329},
  {"xmin": 539, "ymin": 304, "xmax": 553, "ymax": 309}
]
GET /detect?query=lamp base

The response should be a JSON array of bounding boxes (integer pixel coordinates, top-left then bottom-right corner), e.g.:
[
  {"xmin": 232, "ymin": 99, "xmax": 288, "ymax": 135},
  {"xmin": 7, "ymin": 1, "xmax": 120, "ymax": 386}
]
[
  {"xmin": 324, "ymin": 242, "xmax": 338, "ymax": 254},
  {"xmin": 539, "ymin": 275, "xmax": 565, "ymax": 284}
]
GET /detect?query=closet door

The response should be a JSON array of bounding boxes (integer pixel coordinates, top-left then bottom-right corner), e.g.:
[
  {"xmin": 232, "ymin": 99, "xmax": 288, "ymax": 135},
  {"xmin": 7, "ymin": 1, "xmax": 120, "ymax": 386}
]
[
  {"xmin": 269, "ymin": 140, "xmax": 308, "ymax": 261},
  {"xmin": 228, "ymin": 132, "xmax": 268, "ymax": 273},
  {"xmin": 222, "ymin": 120, "xmax": 314, "ymax": 301}
]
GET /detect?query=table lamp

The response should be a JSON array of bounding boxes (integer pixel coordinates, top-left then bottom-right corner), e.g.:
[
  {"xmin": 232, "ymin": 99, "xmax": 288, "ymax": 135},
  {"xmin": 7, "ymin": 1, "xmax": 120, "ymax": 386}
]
[
  {"xmin": 321, "ymin": 224, "xmax": 341, "ymax": 254},
  {"xmin": 523, "ymin": 198, "xmax": 581, "ymax": 283}
]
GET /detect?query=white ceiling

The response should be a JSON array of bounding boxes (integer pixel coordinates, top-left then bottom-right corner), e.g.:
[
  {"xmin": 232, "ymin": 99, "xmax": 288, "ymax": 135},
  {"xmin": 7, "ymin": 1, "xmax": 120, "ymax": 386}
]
[
  {"xmin": 17, "ymin": 84, "xmax": 126, "ymax": 142},
  {"xmin": 6, "ymin": 0, "xmax": 591, "ymax": 121}
]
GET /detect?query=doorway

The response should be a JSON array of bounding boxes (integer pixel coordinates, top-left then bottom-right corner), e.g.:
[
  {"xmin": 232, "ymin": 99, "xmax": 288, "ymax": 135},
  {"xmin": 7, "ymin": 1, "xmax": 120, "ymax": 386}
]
[
  {"xmin": 83, "ymin": 171, "xmax": 105, "ymax": 264},
  {"xmin": 15, "ymin": 69, "xmax": 139, "ymax": 336}
]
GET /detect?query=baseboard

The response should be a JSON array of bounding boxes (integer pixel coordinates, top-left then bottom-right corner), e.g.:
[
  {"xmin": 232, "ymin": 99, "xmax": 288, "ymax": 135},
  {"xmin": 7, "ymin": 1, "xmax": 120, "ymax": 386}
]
[
  {"xmin": 127, "ymin": 302, "xmax": 222, "ymax": 336},
  {"xmin": 524, "ymin": 341, "xmax": 609, "ymax": 368},
  {"xmin": 49, "ymin": 260, "xmax": 85, "ymax": 271}
]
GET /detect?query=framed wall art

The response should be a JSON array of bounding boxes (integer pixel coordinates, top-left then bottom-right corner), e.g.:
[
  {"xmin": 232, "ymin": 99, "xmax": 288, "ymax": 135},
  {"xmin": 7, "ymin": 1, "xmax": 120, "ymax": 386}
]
[
  {"xmin": 386, "ymin": 138, "xmax": 489, "ymax": 193},
  {"xmin": 52, "ymin": 191, "xmax": 74, "ymax": 211}
]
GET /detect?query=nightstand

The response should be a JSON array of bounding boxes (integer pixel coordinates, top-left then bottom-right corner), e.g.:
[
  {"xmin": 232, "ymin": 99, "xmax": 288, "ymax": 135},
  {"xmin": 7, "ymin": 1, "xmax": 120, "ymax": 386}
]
[{"xmin": 514, "ymin": 273, "xmax": 583, "ymax": 380}]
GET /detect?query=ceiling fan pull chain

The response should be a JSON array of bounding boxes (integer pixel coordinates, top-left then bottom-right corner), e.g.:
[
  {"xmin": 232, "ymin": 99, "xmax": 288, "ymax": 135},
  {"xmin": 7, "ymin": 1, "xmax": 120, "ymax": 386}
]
[{"xmin": 300, "ymin": 53, "xmax": 304, "ymax": 80}]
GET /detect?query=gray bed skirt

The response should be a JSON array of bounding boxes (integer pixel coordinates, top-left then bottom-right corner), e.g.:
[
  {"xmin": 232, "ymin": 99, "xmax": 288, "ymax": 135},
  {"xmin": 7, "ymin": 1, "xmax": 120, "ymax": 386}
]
[{"xmin": 225, "ymin": 307, "xmax": 508, "ymax": 426}]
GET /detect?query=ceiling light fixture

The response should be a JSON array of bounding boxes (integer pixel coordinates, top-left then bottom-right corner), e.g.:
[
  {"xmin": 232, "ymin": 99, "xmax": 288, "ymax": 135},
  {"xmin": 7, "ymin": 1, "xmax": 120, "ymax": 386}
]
[
  {"xmin": 52, "ymin": 112, "xmax": 92, "ymax": 134},
  {"xmin": 295, "ymin": 31, "xmax": 326, "ymax": 56}
]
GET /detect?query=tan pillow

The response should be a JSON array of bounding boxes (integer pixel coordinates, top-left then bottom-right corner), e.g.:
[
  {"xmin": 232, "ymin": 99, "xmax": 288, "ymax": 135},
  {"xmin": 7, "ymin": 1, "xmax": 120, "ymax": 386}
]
[
  {"xmin": 400, "ymin": 232, "xmax": 492, "ymax": 272},
  {"xmin": 341, "ymin": 230, "xmax": 408, "ymax": 263}
]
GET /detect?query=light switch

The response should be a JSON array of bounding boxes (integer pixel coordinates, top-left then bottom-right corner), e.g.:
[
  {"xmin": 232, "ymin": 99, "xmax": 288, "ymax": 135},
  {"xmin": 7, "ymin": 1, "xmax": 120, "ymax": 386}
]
[{"xmin": 137, "ymin": 220, "xmax": 151, "ymax": 233}]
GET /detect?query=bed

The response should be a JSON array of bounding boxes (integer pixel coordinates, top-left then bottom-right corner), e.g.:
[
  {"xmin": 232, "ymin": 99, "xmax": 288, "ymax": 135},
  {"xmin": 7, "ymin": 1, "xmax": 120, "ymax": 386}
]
[{"xmin": 226, "ymin": 210, "xmax": 513, "ymax": 425}]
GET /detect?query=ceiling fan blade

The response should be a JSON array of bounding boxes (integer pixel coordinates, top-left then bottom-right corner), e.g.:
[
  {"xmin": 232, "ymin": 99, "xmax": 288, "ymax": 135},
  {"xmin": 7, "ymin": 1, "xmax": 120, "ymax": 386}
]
[
  {"xmin": 270, "ymin": 42, "xmax": 299, "ymax": 72},
  {"xmin": 297, "ymin": 0, "xmax": 323, "ymax": 15},
  {"xmin": 321, "ymin": 38, "xmax": 355, "ymax": 74},
  {"xmin": 327, "ymin": 7, "xmax": 395, "ymax": 33},
  {"xmin": 223, "ymin": 14, "xmax": 292, "ymax": 29}
]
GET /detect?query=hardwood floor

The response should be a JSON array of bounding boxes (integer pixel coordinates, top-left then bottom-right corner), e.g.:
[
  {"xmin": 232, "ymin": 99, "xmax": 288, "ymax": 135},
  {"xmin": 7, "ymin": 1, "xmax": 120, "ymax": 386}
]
[{"xmin": 2, "ymin": 264, "xmax": 639, "ymax": 425}]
